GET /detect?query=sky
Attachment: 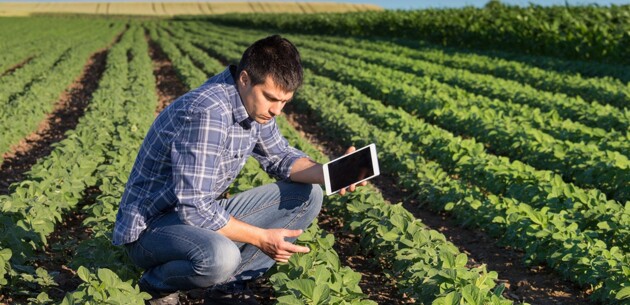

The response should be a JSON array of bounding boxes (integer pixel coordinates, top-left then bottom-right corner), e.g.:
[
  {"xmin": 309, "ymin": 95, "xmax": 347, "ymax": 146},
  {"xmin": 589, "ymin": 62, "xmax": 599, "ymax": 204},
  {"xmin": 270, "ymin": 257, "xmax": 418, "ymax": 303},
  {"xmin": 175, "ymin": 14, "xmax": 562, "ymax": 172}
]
[{"xmin": 1, "ymin": 0, "xmax": 628, "ymax": 9}]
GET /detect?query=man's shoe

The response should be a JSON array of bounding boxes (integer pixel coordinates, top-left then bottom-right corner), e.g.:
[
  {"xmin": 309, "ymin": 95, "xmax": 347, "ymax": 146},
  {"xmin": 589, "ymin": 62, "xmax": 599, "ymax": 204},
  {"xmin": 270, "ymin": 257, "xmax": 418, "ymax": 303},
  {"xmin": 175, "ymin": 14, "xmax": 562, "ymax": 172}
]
[
  {"xmin": 145, "ymin": 292, "xmax": 180, "ymax": 305},
  {"xmin": 139, "ymin": 280, "xmax": 181, "ymax": 305},
  {"xmin": 203, "ymin": 282, "xmax": 260, "ymax": 305}
]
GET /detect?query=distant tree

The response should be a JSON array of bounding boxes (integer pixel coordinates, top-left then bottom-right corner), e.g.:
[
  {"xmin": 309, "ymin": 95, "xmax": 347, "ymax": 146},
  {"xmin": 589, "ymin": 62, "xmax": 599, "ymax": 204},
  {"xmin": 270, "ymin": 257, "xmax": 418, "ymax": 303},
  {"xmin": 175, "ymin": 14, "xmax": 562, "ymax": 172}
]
[{"xmin": 484, "ymin": 0, "xmax": 504, "ymax": 9}]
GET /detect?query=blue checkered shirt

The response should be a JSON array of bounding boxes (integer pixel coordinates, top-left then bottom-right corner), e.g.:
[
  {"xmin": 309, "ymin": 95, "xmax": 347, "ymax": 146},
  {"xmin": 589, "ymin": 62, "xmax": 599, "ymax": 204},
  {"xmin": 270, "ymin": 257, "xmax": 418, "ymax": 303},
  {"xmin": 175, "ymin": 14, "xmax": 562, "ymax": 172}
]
[{"xmin": 112, "ymin": 66, "xmax": 306, "ymax": 246}]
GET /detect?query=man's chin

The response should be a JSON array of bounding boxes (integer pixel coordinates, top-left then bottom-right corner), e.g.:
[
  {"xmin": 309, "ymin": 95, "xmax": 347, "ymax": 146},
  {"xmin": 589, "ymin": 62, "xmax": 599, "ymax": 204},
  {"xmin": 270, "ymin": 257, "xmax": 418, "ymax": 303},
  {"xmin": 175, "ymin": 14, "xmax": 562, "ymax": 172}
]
[{"xmin": 256, "ymin": 117, "xmax": 273, "ymax": 124}]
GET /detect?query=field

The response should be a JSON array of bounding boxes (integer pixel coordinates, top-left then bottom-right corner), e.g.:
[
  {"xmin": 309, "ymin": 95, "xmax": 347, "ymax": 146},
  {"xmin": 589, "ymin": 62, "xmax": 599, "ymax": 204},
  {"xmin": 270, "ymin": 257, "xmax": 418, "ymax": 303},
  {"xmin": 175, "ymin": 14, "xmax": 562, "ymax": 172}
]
[
  {"xmin": 0, "ymin": 2, "xmax": 381, "ymax": 16},
  {"xmin": 0, "ymin": 4, "xmax": 629, "ymax": 305}
]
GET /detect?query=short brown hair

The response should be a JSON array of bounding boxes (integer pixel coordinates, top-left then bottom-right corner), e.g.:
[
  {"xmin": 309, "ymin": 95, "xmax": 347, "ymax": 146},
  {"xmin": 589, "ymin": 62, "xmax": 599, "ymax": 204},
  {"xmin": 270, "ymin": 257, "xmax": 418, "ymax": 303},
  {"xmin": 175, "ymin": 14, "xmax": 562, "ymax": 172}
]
[{"xmin": 236, "ymin": 35, "xmax": 303, "ymax": 92}]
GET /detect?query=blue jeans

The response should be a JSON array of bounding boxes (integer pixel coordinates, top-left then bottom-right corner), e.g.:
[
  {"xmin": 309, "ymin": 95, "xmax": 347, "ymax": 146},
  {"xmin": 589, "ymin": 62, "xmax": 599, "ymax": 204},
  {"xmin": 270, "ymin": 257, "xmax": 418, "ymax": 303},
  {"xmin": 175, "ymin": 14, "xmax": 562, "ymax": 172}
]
[{"xmin": 125, "ymin": 180, "xmax": 323, "ymax": 293}]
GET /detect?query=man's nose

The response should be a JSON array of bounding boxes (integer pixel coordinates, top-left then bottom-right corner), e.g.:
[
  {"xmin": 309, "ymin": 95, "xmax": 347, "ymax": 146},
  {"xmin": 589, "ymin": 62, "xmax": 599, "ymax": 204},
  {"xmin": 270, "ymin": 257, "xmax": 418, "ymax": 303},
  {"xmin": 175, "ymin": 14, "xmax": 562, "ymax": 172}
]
[{"xmin": 270, "ymin": 102, "xmax": 284, "ymax": 116}]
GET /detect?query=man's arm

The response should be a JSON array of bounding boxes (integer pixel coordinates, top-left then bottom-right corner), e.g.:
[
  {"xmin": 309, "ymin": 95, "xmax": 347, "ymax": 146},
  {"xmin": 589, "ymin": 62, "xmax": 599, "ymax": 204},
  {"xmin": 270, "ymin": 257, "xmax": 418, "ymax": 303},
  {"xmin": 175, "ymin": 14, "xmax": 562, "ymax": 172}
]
[
  {"xmin": 289, "ymin": 147, "xmax": 367, "ymax": 196},
  {"xmin": 288, "ymin": 157, "xmax": 324, "ymax": 185}
]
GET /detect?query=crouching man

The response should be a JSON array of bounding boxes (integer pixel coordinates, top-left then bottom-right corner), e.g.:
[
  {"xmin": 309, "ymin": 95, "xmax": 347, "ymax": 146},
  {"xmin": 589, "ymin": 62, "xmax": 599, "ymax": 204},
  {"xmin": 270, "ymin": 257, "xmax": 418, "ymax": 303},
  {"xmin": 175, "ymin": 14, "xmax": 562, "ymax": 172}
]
[{"xmin": 112, "ymin": 35, "xmax": 363, "ymax": 305}]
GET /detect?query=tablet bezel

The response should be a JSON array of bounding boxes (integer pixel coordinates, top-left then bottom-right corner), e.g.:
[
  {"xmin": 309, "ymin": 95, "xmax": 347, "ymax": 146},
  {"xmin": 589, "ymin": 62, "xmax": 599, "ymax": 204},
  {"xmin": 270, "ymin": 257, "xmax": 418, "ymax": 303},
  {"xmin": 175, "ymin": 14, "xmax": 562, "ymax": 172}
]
[{"xmin": 323, "ymin": 143, "xmax": 379, "ymax": 196}]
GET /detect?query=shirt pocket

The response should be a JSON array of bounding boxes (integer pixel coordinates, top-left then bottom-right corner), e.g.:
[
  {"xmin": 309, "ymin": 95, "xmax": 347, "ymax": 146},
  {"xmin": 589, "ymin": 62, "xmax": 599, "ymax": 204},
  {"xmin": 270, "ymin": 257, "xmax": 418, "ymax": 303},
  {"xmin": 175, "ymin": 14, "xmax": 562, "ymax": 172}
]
[{"xmin": 221, "ymin": 125, "xmax": 254, "ymax": 173}]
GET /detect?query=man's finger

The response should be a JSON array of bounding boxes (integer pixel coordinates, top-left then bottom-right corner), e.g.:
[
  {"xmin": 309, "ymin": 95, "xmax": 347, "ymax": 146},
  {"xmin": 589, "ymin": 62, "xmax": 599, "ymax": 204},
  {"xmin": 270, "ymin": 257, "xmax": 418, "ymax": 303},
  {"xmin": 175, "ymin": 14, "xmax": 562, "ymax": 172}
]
[
  {"xmin": 275, "ymin": 254, "xmax": 292, "ymax": 261},
  {"xmin": 283, "ymin": 229, "xmax": 303, "ymax": 238},
  {"xmin": 283, "ymin": 242, "xmax": 310, "ymax": 254},
  {"xmin": 344, "ymin": 146, "xmax": 355, "ymax": 155}
]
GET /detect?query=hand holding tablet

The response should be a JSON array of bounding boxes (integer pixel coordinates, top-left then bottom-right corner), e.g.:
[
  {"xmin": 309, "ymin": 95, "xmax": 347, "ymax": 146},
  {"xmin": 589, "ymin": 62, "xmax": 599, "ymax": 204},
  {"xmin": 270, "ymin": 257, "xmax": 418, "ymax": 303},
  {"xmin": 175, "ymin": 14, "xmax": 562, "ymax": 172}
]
[{"xmin": 323, "ymin": 144, "xmax": 380, "ymax": 196}]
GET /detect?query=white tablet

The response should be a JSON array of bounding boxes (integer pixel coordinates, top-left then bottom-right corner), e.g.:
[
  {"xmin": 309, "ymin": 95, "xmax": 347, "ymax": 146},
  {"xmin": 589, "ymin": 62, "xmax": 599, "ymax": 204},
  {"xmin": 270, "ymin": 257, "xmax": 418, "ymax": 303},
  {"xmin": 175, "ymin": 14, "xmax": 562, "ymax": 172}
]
[{"xmin": 323, "ymin": 144, "xmax": 380, "ymax": 196}]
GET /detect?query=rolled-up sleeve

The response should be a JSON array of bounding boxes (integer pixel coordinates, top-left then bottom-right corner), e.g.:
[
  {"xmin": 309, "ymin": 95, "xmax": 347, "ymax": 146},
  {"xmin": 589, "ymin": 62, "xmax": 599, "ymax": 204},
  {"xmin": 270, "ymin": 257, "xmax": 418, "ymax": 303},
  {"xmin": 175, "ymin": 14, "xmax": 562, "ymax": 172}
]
[
  {"xmin": 171, "ymin": 106, "xmax": 231, "ymax": 230},
  {"xmin": 252, "ymin": 118, "xmax": 307, "ymax": 180}
]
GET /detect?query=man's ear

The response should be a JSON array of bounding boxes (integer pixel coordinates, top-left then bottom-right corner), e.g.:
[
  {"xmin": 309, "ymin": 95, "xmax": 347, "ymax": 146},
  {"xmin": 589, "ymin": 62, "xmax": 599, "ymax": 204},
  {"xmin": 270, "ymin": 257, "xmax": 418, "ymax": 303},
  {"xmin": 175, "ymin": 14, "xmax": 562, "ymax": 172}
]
[{"xmin": 239, "ymin": 70, "xmax": 249, "ymax": 88}]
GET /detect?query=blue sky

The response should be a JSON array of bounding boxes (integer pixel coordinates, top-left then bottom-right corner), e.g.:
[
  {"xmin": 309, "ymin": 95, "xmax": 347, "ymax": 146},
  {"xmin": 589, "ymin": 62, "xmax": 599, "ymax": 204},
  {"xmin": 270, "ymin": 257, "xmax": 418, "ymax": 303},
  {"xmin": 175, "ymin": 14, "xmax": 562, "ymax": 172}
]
[{"xmin": 1, "ymin": 0, "xmax": 628, "ymax": 9}]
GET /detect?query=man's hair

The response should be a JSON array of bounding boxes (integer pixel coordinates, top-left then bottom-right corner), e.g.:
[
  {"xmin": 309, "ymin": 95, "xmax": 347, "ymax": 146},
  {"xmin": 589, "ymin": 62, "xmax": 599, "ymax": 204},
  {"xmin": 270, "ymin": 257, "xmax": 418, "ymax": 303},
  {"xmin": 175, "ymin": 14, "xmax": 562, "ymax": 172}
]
[{"xmin": 236, "ymin": 35, "xmax": 303, "ymax": 92}]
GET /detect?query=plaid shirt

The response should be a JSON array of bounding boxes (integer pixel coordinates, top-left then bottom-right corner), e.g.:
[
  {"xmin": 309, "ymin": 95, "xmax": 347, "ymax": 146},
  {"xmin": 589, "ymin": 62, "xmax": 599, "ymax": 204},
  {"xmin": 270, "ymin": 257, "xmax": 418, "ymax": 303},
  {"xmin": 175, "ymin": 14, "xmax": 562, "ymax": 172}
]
[{"xmin": 112, "ymin": 66, "xmax": 306, "ymax": 246}]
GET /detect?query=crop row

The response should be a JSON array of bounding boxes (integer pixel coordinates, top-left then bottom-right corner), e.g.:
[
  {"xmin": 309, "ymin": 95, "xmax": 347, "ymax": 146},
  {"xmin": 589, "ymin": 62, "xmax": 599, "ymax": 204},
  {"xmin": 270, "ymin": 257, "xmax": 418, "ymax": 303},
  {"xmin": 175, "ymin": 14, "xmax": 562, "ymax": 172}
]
[
  {"xmin": 290, "ymin": 46, "xmax": 630, "ymax": 203},
  {"xmin": 0, "ymin": 23, "xmax": 112, "ymax": 112},
  {"xmin": 0, "ymin": 24, "xmax": 137, "ymax": 300},
  {"xmin": 291, "ymin": 72, "xmax": 629, "ymax": 304},
  {"xmin": 204, "ymin": 24, "xmax": 630, "ymax": 158},
  {"xmin": 165, "ymin": 23, "xmax": 628, "ymax": 303},
  {"xmin": 0, "ymin": 18, "xmax": 116, "ymax": 76},
  {"xmin": 296, "ymin": 49, "xmax": 630, "ymax": 202},
  {"xmin": 295, "ymin": 34, "xmax": 630, "ymax": 132},
  {"xmin": 61, "ymin": 26, "xmax": 375, "ymax": 305},
  {"xmin": 309, "ymin": 34, "xmax": 630, "ymax": 109},
  {"xmin": 0, "ymin": 23, "xmax": 125, "ymax": 164},
  {"xmin": 278, "ymin": 115, "xmax": 514, "ymax": 305},
  {"xmin": 181, "ymin": 18, "xmax": 630, "ymax": 86},
  {"xmin": 206, "ymin": 22, "xmax": 630, "ymax": 131},
  {"xmin": 169, "ymin": 23, "xmax": 630, "ymax": 216},
  {"xmin": 163, "ymin": 26, "xmax": 516, "ymax": 304},
  {"xmin": 61, "ymin": 24, "xmax": 158, "ymax": 304},
  {"xmin": 204, "ymin": 3, "xmax": 630, "ymax": 64}
]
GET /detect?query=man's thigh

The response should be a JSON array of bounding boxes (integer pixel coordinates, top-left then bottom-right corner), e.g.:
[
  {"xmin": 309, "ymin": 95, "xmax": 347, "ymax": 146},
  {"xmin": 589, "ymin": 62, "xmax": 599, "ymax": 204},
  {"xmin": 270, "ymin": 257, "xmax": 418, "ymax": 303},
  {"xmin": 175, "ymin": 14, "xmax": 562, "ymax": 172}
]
[
  {"xmin": 220, "ymin": 180, "xmax": 322, "ymax": 229},
  {"xmin": 126, "ymin": 211, "xmax": 238, "ymax": 270}
]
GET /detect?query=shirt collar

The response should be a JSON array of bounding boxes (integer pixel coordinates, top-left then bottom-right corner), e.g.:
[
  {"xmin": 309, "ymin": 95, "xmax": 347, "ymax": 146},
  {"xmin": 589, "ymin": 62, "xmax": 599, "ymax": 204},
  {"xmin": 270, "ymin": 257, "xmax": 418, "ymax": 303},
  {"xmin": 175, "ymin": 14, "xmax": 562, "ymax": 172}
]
[{"xmin": 227, "ymin": 65, "xmax": 255, "ymax": 129}]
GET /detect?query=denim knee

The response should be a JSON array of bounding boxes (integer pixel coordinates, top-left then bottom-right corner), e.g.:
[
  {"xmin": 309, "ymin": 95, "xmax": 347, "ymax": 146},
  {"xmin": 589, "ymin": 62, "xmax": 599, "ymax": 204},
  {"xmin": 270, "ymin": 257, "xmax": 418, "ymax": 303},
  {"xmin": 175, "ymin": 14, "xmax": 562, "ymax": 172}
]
[
  {"xmin": 310, "ymin": 184, "xmax": 323, "ymax": 209},
  {"xmin": 192, "ymin": 236, "xmax": 241, "ymax": 286},
  {"xmin": 303, "ymin": 183, "xmax": 323, "ymax": 221}
]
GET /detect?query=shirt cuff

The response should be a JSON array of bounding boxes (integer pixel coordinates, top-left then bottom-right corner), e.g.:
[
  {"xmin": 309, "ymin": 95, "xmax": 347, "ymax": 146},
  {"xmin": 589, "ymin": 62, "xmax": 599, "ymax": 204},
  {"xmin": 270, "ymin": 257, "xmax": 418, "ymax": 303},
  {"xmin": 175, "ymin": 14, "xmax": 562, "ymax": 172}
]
[
  {"xmin": 206, "ymin": 207, "xmax": 231, "ymax": 231},
  {"xmin": 283, "ymin": 154, "xmax": 309, "ymax": 180}
]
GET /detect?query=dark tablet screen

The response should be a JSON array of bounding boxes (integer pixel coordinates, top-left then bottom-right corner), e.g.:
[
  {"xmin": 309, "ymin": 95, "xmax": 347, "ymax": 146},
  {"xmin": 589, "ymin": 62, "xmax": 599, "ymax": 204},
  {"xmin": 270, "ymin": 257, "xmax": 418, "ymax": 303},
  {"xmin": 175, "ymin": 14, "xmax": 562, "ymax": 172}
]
[{"xmin": 327, "ymin": 147, "xmax": 375, "ymax": 192}]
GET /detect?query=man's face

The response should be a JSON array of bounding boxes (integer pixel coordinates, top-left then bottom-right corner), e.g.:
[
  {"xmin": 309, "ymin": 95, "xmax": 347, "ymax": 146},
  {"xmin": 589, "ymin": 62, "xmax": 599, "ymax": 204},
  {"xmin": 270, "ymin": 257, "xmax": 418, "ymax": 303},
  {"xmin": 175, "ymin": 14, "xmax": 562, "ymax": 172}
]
[{"xmin": 238, "ymin": 71, "xmax": 293, "ymax": 124}]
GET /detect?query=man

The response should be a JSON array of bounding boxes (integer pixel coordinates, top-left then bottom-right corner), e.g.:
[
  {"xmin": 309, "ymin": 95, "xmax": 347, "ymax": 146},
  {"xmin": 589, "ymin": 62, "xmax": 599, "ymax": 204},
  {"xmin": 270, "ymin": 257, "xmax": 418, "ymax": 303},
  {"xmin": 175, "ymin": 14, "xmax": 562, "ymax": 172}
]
[{"xmin": 112, "ymin": 35, "xmax": 363, "ymax": 305}]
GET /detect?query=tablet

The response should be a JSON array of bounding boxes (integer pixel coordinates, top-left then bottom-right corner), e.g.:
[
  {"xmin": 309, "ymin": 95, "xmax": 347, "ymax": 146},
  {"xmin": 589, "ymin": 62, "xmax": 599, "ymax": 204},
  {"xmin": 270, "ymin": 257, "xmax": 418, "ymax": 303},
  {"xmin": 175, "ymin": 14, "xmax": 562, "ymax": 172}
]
[{"xmin": 323, "ymin": 144, "xmax": 380, "ymax": 196}]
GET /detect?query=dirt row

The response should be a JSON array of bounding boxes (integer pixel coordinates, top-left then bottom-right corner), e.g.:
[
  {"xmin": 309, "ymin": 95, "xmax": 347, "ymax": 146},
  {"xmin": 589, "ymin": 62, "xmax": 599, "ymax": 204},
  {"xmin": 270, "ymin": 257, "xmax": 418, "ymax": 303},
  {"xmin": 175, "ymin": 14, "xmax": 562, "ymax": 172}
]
[
  {"xmin": 0, "ymin": 33, "xmax": 117, "ymax": 304},
  {"xmin": 142, "ymin": 35, "xmax": 594, "ymax": 305},
  {"xmin": 0, "ymin": 56, "xmax": 35, "ymax": 78},
  {"xmin": 0, "ymin": 32, "xmax": 595, "ymax": 305},
  {"xmin": 281, "ymin": 104, "xmax": 594, "ymax": 305}
]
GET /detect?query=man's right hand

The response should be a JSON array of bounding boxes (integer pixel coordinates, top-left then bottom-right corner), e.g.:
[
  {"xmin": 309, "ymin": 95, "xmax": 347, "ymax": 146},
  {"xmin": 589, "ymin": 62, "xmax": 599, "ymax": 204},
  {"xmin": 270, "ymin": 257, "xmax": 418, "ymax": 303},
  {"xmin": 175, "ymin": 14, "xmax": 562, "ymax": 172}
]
[
  {"xmin": 217, "ymin": 216, "xmax": 309, "ymax": 262},
  {"xmin": 256, "ymin": 228, "xmax": 310, "ymax": 263}
]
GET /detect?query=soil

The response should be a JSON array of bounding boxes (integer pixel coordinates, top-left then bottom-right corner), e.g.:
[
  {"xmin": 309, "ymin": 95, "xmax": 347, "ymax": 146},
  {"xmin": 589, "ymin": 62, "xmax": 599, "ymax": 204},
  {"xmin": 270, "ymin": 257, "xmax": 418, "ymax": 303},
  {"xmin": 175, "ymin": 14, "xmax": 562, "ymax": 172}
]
[
  {"xmin": 0, "ymin": 49, "xmax": 108, "ymax": 195},
  {"xmin": 145, "ymin": 32, "xmax": 189, "ymax": 114},
  {"xmin": 0, "ymin": 55, "xmax": 35, "ymax": 78},
  {"xmin": 281, "ymin": 102, "xmax": 596, "ymax": 305},
  {"xmin": 0, "ymin": 28, "xmax": 126, "ymax": 196},
  {"xmin": 0, "ymin": 29, "xmax": 595, "ymax": 305},
  {"xmin": 143, "ymin": 34, "xmax": 407, "ymax": 305},
  {"xmin": 0, "ymin": 29, "xmax": 125, "ymax": 303}
]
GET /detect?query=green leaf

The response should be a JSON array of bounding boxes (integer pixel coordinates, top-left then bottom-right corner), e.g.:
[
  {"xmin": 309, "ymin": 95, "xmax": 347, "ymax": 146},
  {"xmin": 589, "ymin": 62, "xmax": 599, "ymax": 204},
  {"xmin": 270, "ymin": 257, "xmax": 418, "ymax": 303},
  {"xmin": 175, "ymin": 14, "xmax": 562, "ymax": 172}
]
[
  {"xmin": 277, "ymin": 294, "xmax": 304, "ymax": 305},
  {"xmin": 455, "ymin": 253, "xmax": 468, "ymax": 267},
  {"xmin": 98, "ymin": 268, "xmax": 118, "ymax": 287},
  {"xmin": 312, "ymin": 283, "xmax": 330, "ymax": 304},
  {"xmin": 617, "ymin": 287, "xmax": 630, "ymax": 300},
  {"xmin": 0, "ymin": 248, "xmax": 12, "ymax": 260},
  {"xmin": 77, "ymin": 266, "xmax": 91, "ymax": 283},
  {"xmin": 286, "ymin": 279, "xmax": 316, "ymax": 299},
  {"xmin": 312, "ymin": 265, "xmax": 331, "ymax": 284}
]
